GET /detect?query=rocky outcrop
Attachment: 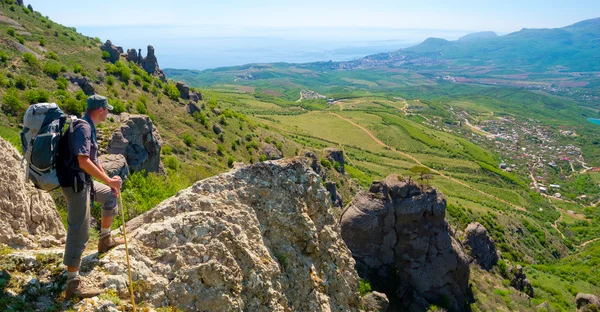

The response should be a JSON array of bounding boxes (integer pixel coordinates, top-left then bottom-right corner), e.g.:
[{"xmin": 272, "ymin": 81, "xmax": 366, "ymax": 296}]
[
  {"xmin": 510, "ymin": 265, "xmax": 534, "ymax": 298},
  {"xmin": 27, "ymin": 4, "xmax": 33, "ymax": 12},
  {"xmin": 142, "ymin": 45, "xmax": 160, "ymax": 75},
  {"xmin": 212, "ymin": 123, "xmax": 223, "ymax": 134},
  {"xmin": 576, "ymin": 293, "xmax": 600, "ymax": 312},
  {"xmin": 126, "ymin": 48, "xmax": 138, "ymax": 63},
  {"xmin": 326, "ymin": 148, "xmax": 345, "ymax": 174},
  {"xmin": 63, "ymin": 73, "xmax": 95, "ymax": 95},
  {"xmin": 213, "ymin": 108, "xmax": 221, "ymax": 115},
  {"xmin": 0, "ymin": 138, "xmax": 65, "ymax": 249},
  {"xmin": 190, "ymin": 91, "xmax": 202, "ymax": 102},
  {"xmin": 101, "ymin": 40, "xmax": 120, "ymax": 63},
  {"xmin": 98, "ymin": 154, "xmax": 129, "ymax": 181},
  {"xmin": 81, "ymin": 158, "xmax": 362, "ymax": 311},
  {"xmin": 341, "ymin": 175, "xmax": 470, "ymax": 311},
  {"xmin": 176, "ymin": 81, "xmax": 190, "ymax": 100},
  {"xmin": 326, "ymin": 181, "xmax": 343, "ymax": 208},
  {"xmin": 186, "ymin": 101, "xmax": 201, "ymax": 115},
  {"xmin": 260, "ymin": 142, "xmax": 283, "ymax": 160},
  {"xmin": 362, "ymin": 292, "xmax": 390, "ymax": 312},
  {"xmin": 463, "ymin": 222, "xmax": 498, "ymax": 270},
  {"xmin": 15, "ymin": 0, "xmax": 23, "ymax": 6},
  {"xmin": 306, "ymin": 152, "xmax": 326, "ymax": 180},
  {"xmin": 106, "ymin": 114, "xmax": 163, "ymax": 174}
]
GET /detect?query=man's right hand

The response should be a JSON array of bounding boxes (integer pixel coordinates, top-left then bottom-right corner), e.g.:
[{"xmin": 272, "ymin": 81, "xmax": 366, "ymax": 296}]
[{"xmin": 107, "ymin": 176, "xmax": 122, "ymax": 191}]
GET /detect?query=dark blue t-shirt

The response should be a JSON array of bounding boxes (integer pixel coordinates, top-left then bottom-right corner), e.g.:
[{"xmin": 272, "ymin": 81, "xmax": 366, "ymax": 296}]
[{"xmin": 70, "ymin": 114, "xmax": 98, "ymax": 166}]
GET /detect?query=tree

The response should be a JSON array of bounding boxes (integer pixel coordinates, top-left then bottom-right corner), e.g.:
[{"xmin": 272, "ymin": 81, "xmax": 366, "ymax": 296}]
[{"xmin": 410, "ymin": 166, "xmax": 431, "ymax": 182}]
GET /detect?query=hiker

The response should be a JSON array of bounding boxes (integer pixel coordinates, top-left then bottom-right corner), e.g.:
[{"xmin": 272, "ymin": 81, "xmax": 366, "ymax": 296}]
[{"xmin": 57, "ymin": 94, "xmax": 124, "ymax": 299}]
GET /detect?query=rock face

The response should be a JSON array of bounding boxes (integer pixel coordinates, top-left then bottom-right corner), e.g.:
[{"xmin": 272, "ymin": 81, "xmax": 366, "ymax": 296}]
[
  {"xmin": 190, "ymin": 91, "xmax": 202, "ymax": 102},
  {"xmin": 362, "ymin": 292, "xmax": 390, "ymax": 312},
  {"xmin": 101, "ymin": 40, "xmax": 121, "ymax": 63},
  {"xmin": 83, "ymin": 159, "xmax": 362, "ymax": 311},
  {"xmin": 63, "ymin": 73, "xmax": 95, "ymax": 95},
  {"xmin": 576, "ymin": 293, "xmax": 600, "ymax": 312},
  {"xmin": 326, "ymin": 181, "xmax": 343, "ymax": 208},
  {"xmin": 463, "ymin": 222, "xmax": 498, "ymax": 270},
  {"xmin": 510, "ymin": 265, "xmax": 534, "ymax": 298},
  {"xmin": 341, "ymin": 175, "xmax": 470, "ymax": 311},
  {"xmin": 27, "ymin": 4, "xmax": 33, "ymax": 12},
  {"xmin": 176, "ymin": 81, "xmax": 190, "ymax": 99},
  {"xmin": 98, "ymin": 154, "xmax": 129, "ymax": 181},
  {"xmin": 326, "ymin": 148, "xmax": 345, "ymax": 174},
  {"xmin": 142, "ymin": 45, "xmax": 160, "ymax": 75},
  {"xmin": 0, "ymin": 138, "xmax": 65, "ymax": 249},
  {"xmin": 15, "ymin": 0, "xmax": 23, "ymax": 6},
  {"xmin": 106, "ymin": 114, "xmax": 163, "ymax": 174},
  {"xmin": 126, "ymin": 48, "xmax": 138, "ymax": 63}
]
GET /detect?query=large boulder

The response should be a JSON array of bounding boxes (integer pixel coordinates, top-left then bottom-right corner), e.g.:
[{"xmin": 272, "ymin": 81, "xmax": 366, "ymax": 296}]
[
  {"xmin": 341, "ymin": 175, "xmax": 470, "ymax": 311},
  {"xmin": 0, "ymin": 138, "xmax": 65, "ymax": 249},
  {"xmin": 82, "ymin": 158, "xmax": 362, "ymax": 311},
  {"xmin": 176, "ymin": 81, "xmax": 190, "ymax": 100},
  {"xmin": 185, "ymin": 101, "xmax": 201, "ymax": 115},
  {"xmin": 142, "ymin": 45, "xmax": 160, "ymax": 75},
  {"xmin": 106, "ymin": 114, "xmax": 163, "ymax": 174},
  {"xmin": 15, "ymin": 0, "xmax": 23, "ymax": 6},
  {"xmin": 190, "ymin": 91, "xmax": 202, "ymax": 102},
  {"xmin": 326, "ymin": 148, "xmax": 345, "ymax": 174},
  {"xmin": 100, "ymin": 40, "xmax": 120, "ymax": 63},
  {"xmin": 576, "ymin": 293, "xmax": 600, "ymax": 312},
  {"xmin": 326, "ymin": 181, "xmax": 343, "ymax": 208},
  {"xmin": 260, "ymin": 142, "xmax": 283, "ymax": 160},
  {"xmin": 510, "ymin": 265, "xmax": 534, "ymax": 298},
  {"xmin": 212, "ymin": 123, "xmax": 223, "ymax": 135},
  {"xmin": 362, "ymin": 292, "xmax": 390, "ymax": 312},
  {"xmin": 98, "ymin": 154, "xmax": 129, "ymax": 181},
  {"xmin": 126, "ymin": 48, "xmax": 139, "ymax": 63},
  {"xmin": 463, "ymin": 222, "xmax": 498, "ymax": 270},
  {"xmin": 63, "ymin": 73, "xmax": 95, "ymax": 95}
]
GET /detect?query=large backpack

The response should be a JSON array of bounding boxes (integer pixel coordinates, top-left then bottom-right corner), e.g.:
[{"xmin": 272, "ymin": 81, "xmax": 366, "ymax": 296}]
[{"xmin": 20, "ymin": 103, "xmax": 76, "ymax": 191}]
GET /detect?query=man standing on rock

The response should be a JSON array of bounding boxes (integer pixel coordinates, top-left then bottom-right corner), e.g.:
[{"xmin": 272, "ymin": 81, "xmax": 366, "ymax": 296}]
[{"xmin": 57, "ymin": 94, "xmax": 124, "ymax": 299}]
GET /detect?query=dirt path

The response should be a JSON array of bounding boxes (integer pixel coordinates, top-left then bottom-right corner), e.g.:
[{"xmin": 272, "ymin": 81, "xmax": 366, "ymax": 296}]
[
  {"xmin": 579, "ymin": 238, "xmax": 600, "ymax": 248},
  {"xmin": 329, "ymin": 112, "xmax": 527, "ymax": 212}
]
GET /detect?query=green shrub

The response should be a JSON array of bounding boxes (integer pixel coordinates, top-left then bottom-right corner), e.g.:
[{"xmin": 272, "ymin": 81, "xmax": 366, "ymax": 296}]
[
  {"xmin": 22, "ymin": 53, "xmax": 41, "ymax": 70},
  {"xmin": 15, "ymin": 76, "xmax": 27, "ymax": 90},
  {"xmin": 182, "ymin": 134, "xmax": 193, "ymax": 147},
  {"xmin": 17, "ymin": 35, "xmax": 25, "ymax": 44},
  {"xmin": 111, "ymin": 99, "xmax": 125, "ymax": 114},
  {"xmin": 56, "ymin": 76, "xmax": 68, "ymax": 90},
  {"xmin": 101, "ymin": 51, "xmax": 110, "ymax": 60},
  {"xmin": 47, "ymin": 51, "xmax": 58, "ymax": 60},
  {"xmin": 227, "ymin": 156, "xmax": 235, "ymax": 168},
  {"xmin": 25, "ymin": 89, "xmax": 50, "ymax": 104},
  {"xmin": 259, "ymin": 154, "xmax": 267, "ymax": 162},
  {"xmin": 164, "ymin": 83, "xmax": 180, "ymax": 101},
  {"xmin": 73, "ymin": 63, "xmax": 83, "ymax": 74},
  {"xmin": 217, "ymin": 144, "xmax": 225, "ymax": 156},
  {"xmin": 320, "ymin": 158, "xmax": 332, "ymax": 168},
  {"xmin": 43, "ymin": 60, "xmax": 63, "ymax": 77},
  {"xmin": 22, "ymin": 7, "xmax": 30, "ymax": 14},
  {"xmin": 136, "ymin": 101, "xmax": 147, "ymax": 114},
  {"xmin": 164, "ymin": 156, "xmax": 179, "ymax": 170},
  {"xmin": 106, "ymin": 76, "xmax": 115, "ymax": 86},
  {"xmin": 0, "ymin": 51, "xmax": 8, "ymax": 62},
  {"xmin": 133, "ymin": 75, "xmax": 142, "ymax": 86},
  {"xmin": 6, "ymin": 28, "xmax": 15, "ymax": 37},
  {"xmin": 162, "ymin": 145, "xmax": 173, "ymax": 155},
  {"xmin": 39, "ymin": 37, "xmax": 45, "ymax": 46},
  {"xmin": 193, "ymin": 111, "xmax": 208, "ymax": 126},
  {"xmin": 1, "ymin": 88, "xmax": 24, "ymax": 116},
  {"xmin": 358, "ymin": 279, "xmax": 372, "ymax": 296}
]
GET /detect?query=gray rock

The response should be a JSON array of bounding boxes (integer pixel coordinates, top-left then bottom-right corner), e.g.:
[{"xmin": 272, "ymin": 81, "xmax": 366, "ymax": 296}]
[
  {"xmin": 190, "ymin": 91, "xmax": 202, "ymax": 102},
  {"xmin": 99, "ymin": 154, "xmax": 129, "ymax": 181},
  {"xmin": 536, "ymin": 301, "xmax": 552, "ymax": 311},
  {"xmin": 186, "ymin": 102, "xmax": 201, "ymax": 115},
  {"xmin": 326, "ymin": 148, "xmax": 345, "ymax": 174},
  {"xmin": 62, "ymin": 73, "xmax": 95, "ymax": 95},
  {"xmin": 260, "ymin": 142, "xmax": 283, "ymax": 160},
  {"xmin": 142, "ymin": 45, "xmax": 160, "ymax": 75},
  {"xmin": 576, "ymin": 293, "xmax": 600, "ymax": 312},
  {"xmin": 212, "ymin": 123, "xmax": 223, "ymax": 135},
  {"xmin": 341, "ymin": 175, "xmax": 470, "ymax": 312},
  {"xmin": 362, "ymin": 291, "xmax": 389, "ymax": 312},
  {"xmin": 0, "ymin": 138, "xmax": 66, "ymax": 249},
  {"xmin": 7, "ymin": 40, "xmax": 40, "ymax": 58},
  {"xmin": 463, "ymin": 222, "xmax": 498, "ymax": 270},
  {"xmin": 15, "ymin": 0, "xmax": 23, "ymax": 6},
  {"xmin": 305, "ymin": 151, "xmax": 326, "ymax": 180},
  {"xmin": 176, "ymin": 82, "xmax": 190, "ymax": 99},
  {"xmin": 106, "ymin": 114, "xmax": 163, "ymax": 174},
  {"xmin": 325, "ymin": 181, "xmax": 343, "ymax": 208},
  {"xmin": 212, "ymin": 108, "xmax": 221, "ymax": 116},
  {"xmin": 101, "ymin": 40, "xmax": 120, "ymax": 63},
  {"xmin": 126, "ymin": 48, "xmax": 138, "ymax": 63},
  {"xmin": 510, "ymin": 265, "xmax": 534, "ymax": 298},
  {"xmin": 116, "ymin": 46, "xmax": 123, "ymax": 54},
  {"xmin": 27, "ymin": 4, "xmax": 33, "ymax": 11}
]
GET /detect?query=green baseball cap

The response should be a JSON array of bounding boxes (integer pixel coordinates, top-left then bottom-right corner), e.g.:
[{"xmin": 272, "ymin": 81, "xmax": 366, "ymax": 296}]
[{"xmin": 87, "ymin": 94, "xmax": 113, "ymax": 111}]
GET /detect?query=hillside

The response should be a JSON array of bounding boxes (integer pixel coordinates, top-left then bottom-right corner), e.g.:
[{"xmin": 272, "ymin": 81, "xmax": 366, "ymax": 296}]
[{"xmin": 1, "ymin": 2, "xmax": 600, "ymax": 312}]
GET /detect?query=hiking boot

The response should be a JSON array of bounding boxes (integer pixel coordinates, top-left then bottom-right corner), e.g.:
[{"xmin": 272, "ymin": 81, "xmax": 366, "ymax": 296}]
[
  {"xmin": 98, "ymin": 233, "xmax": 125, "ymax": 253},
  {"xmin": 65, "ymin": 276, "xmax": 102, "ymax": 299}
]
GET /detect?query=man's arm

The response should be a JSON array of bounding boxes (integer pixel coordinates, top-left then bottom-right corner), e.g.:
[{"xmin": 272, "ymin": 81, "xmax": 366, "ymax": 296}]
[{"xmin": 78, "ymin": 155, "xmax": 122, "ymax": 190}]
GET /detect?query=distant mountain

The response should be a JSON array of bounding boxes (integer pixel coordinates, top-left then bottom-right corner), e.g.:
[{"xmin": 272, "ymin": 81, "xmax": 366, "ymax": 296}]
[
  {"xmin": 397, "ymin": 17, "xmax": 600, "ymax": 71},
  {"xmin": 458, "ymin": 31, "xmax": 498, "ymax": 41}
]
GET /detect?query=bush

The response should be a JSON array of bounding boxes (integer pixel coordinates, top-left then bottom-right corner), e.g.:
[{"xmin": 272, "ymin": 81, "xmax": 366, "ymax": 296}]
[
  {"xmin": 320, "ymin": 158, "xmax": 332, "ymax": 168},
  {"xmin": 73, "ymin": 63, "xmax": 83, "ymax": 74},
  {"xmin": 25, "ymin": 89, "xmax": 50, "ymax": 104},
  {"xmin": 164, "ymin": 156, "xmax": 179, "ymax": 170},
  {"xmin": 106, "ymin": 76, "xmax": 115, "ymax": 86},
  {"xmin": 193, "ymin": 111, "xmax": 208, "ymax": 126},
  {"xmin": 59, "ymin": 96, "xmax": 85, "ymax": 116},
  {"xmin": 133, "ymin": 75, "xmax": 142, "ymax": 86},
  {"xmin": 23, "ymin": 53, "xmax": 42, "ymax": 70},
  {"xmin": 56, "ymin": 76, "xmax": 68, "ymax": 90},
  {"xmin": 101, "ymin": 51, "xmax": 111, "ymax": 60},
  {"xmin": 111, "ymin": 99, "xmax": 126, "ymax": 114},
  {"xmin": 1, "ymin": 88, "xmax": 24, "ymax": 116},
  {"xmin": 43, "ymin": 60, "xmax": 63, "ymax": 77},
  {"xmin": 47, "ymin": 51, "xmax": 58, "ymax": 60},
  {"xmin": 135, "ymin": 101, "xmax": 147, "ymax": 114},
  {"xmin": 227, "ymin": 156, "xmax": 235, "ymax": 168},
  {"xmin": 17, "ymin": 35, "xmax": 25, "ymax": 44},
  {"xmin": 182, "ymin": 134, "xmax": 193, "ymax": 147},
  {"xmin": 6, "ymin": 28, "xmax": 15, "ymax": 37},
  {"xmin": 217, "ymin": 144, "xmax": 225, "ymax": 156},
  {"xmin": 162, "ymin": 145, "xmax": 173, "ymax": 155},
  {"xmin": 0, "ymin": 51, "xmax": 8, "ymax": 62},
  {"xmin": 39, "ymin": 37, "xmax": 46, "ymax": 46},
  {"xmin": 259, "ymin": 154, "xmax": 267, "ymax": 162},
  {"xmin": 15, "ymin": 76, "xmax": 27, "ymax": 90},
  {"xmin": 164, "ymin": 83, "xmax": 180, "ymax": 101},
  {"xmin": 358, "ymin": 279, "xmax": 372, "ymax": 296}
]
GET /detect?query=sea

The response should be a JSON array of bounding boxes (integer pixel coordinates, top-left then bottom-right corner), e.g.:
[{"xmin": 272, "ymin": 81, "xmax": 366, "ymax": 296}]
[
  {"xmin": 588, "ymin": 118, "xmax": 600, "ymax": 125},
  {"xmin": 77, "ymin": 25, "xmax": 471, "ymax": 70}
]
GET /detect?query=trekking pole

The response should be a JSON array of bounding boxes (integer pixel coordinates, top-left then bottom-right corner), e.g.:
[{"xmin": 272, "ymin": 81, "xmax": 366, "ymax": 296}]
[{"xmin": 119, "ymin": 194, "xmax": 137, "ymax": 312}]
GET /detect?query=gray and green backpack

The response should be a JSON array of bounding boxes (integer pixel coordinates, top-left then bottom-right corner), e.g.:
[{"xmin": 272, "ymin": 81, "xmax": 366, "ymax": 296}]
[{"xmin": 20, "ymin": 103, "xmax": 76, "ymax": 191}]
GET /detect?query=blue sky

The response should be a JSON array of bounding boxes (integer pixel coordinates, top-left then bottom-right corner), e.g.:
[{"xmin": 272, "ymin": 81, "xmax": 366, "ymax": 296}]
[{"xmin": 27, "ymin": 0, "xmax": 599, "ymax": 32}]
